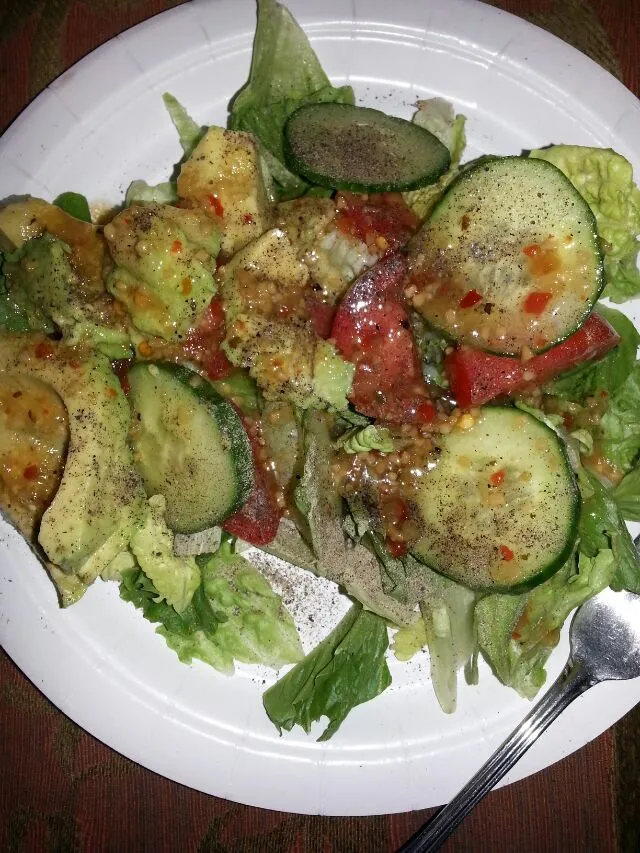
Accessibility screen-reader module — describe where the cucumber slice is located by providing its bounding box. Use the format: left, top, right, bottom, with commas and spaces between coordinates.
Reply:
410, 407, 579, 592
283, 103, 451, 193
408, 156, 604, 355
128, 363, 253, 534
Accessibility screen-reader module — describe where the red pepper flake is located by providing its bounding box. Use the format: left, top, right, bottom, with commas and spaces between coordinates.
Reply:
181, 277, 192, 296
34, 341, 54, 359
171, 239, 183, 254
243, 213, 254, 225
70, 359, 81, 370
106, 387, 117, 399
23, 464, 40, 480
416, 400, 437, 423
524, 291, 552, 315
490, 469, 505, 487
522, 243, 540, 257
459, 289, 483, 309
207, 194, 224, 217
499, 544, 514, 561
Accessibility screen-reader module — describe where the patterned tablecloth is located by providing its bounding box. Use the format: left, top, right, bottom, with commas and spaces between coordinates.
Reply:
0, 1, 639, 851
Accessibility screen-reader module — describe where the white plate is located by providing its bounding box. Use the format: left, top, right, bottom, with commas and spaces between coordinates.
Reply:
1, 0, 640, 817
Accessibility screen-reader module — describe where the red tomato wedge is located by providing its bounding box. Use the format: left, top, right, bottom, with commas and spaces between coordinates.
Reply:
183, 297, 233, 380
331, 254, 436, 423
335, 192, 420, 254
222, 419, 281, 546
308, 297, 336, 339
445, 312, 621, 408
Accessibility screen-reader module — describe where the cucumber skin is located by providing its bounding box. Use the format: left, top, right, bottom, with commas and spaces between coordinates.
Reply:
128, 362, 254, 533
409, 406, 581, 594
283, 103, 451, 194
416, 156, 605, 356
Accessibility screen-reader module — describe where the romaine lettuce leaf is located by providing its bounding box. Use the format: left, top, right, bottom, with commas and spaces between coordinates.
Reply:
411, 98, 466, 165
229, 0, 354, 200
162, 92, 206, 157
336, 425, 393, 454
294, 411, 419, 625
530, 146, 640, 302
121, 566, 236, 671
613, 466, 640, 521
578, 468, 640, 593
476, 549, 616, 698
124, 179, 178, 206
198, 537, 303, 670
599, 363, 640, 473
403, 99, 466, 221
547, 304, 639, 401
0, 256, 31, 331
392, 555, 477, 714
263, 605, 391, 740
53, 192, 91, 223
121, 536, 302, 674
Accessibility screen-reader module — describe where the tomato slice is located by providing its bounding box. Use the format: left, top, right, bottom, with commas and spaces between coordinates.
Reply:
445, 312, 621, 408
308, 297, 335, 339
183, 297, 233, 380
335, 192, 420, 253
331, 254, 435, 423
222, 419, 281, 546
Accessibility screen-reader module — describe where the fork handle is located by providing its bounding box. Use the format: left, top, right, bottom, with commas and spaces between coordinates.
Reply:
400, 660, 594, 853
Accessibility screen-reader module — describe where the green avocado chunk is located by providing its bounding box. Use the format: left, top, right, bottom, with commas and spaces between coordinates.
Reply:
3, 235, 131, 356
104, 203, 221, 341
0, 334, 146, 584
220, 228, 354, 409
0, 197, 131, 356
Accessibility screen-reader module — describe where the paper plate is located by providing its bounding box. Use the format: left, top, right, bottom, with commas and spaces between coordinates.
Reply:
1, 0, 639, 816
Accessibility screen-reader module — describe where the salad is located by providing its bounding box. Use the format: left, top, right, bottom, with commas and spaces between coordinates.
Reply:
1, 0, 640, 742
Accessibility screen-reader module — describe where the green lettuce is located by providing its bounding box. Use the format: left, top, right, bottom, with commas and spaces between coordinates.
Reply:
599, 364, 640, 473
120, 567, 227, 648
578, 469, 640, 593
53, 192, 91, 223
403, 98, 466, 221
162, 92, 206, 157
530, 146, 640, 302
547, 304, 639, 401
124, 179, 178, 206
229, 0, 354, 200
476, 549, 616, 698
195, 537, 303, 670
210, 369, 263, 416
336, 425, 394, 454
411, 98, 466, 165
0, 253, 31, 331
121, 535, 302, 673
613, 466, 640, 521
129, 495, 200, 613
294, 412, 419, 626
392, 556, 477, 714
263, 605, 391, 740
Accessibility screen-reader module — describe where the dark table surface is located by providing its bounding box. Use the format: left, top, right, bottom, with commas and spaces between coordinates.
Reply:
1, 1, 639, 851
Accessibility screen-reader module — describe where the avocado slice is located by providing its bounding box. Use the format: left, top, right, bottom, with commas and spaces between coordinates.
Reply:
0, 334, 146, 585
0, 197, 131, 356
177, 126, 273, 257
104, 203, 221, 341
